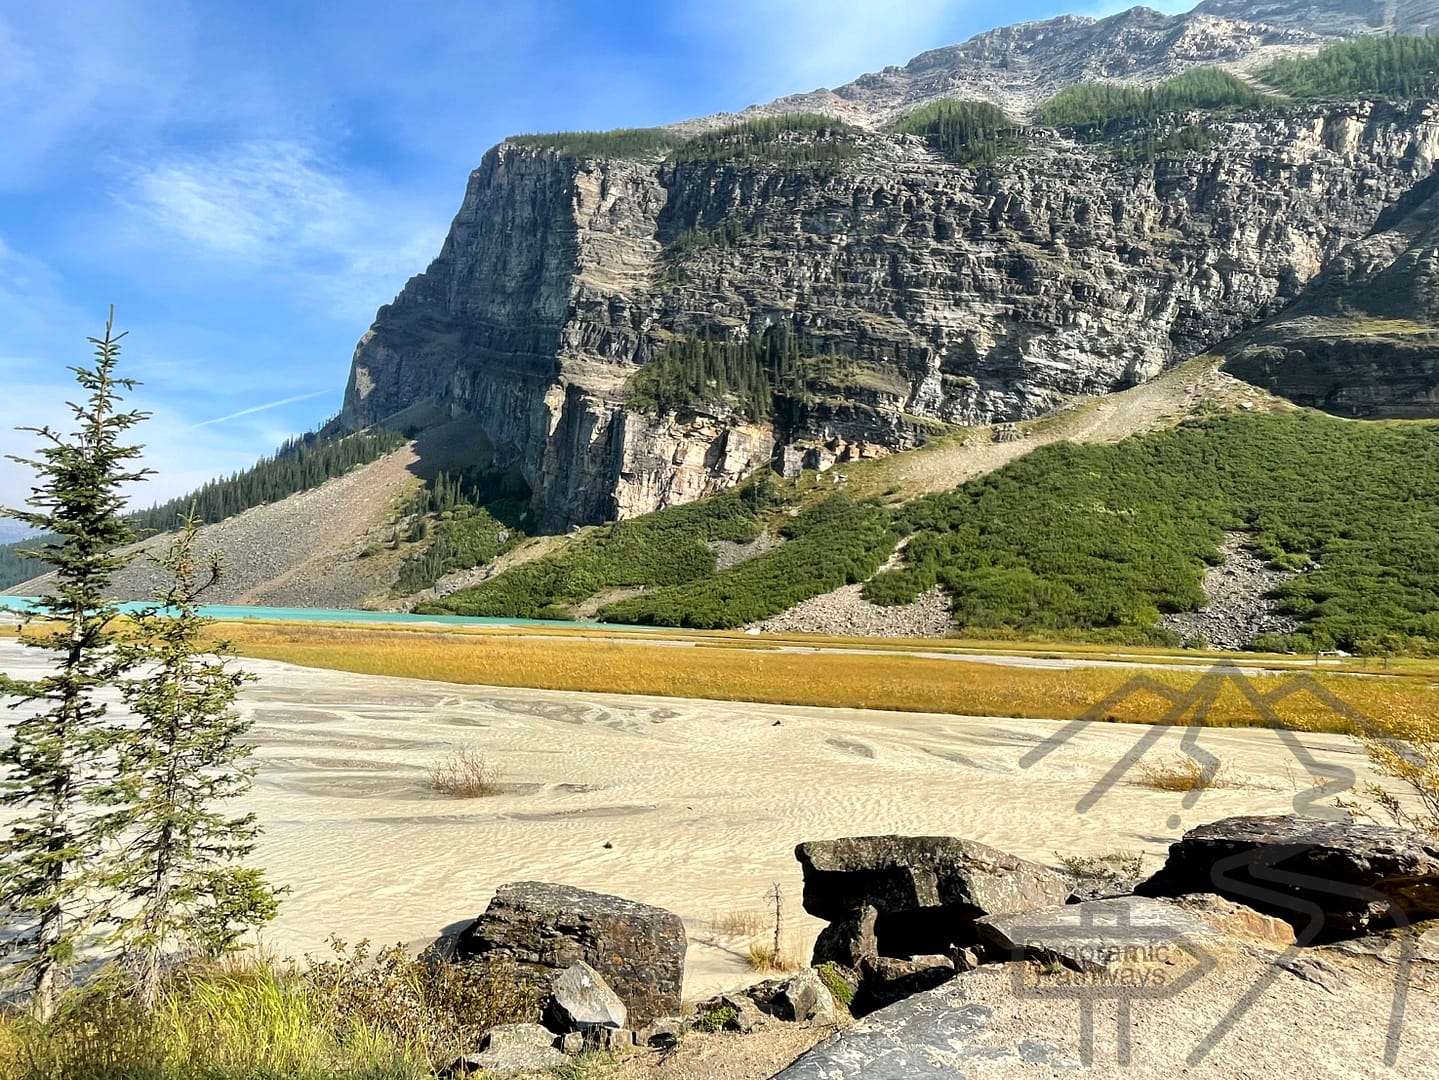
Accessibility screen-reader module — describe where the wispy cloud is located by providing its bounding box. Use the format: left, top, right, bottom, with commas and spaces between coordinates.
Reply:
190, 389, 332, 429
113, 139, 446, 320
0, 1, 190, 188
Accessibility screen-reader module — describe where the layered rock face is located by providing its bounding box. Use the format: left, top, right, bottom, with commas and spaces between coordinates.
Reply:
341, 97, 1439, 529
1225, 133, 1439, 415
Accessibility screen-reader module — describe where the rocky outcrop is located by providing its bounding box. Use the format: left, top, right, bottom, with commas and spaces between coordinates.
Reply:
797, 835, 1072, 1013
1225, 159, 1439, 415
798, 836, 1073, 936
975, 895, 1221, 973
342, 96, 1439, 530
453, 881, 687, 1024
1137, 815, 1439, 939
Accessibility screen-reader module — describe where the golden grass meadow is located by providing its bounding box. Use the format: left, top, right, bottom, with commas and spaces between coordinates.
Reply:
215, 621, 1439, 736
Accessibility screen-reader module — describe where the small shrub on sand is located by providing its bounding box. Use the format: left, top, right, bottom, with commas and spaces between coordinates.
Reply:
1057, 851, 1143, 879
744, 939, 802, 974
428, 743, 502, 797
1343, 709, 1439, 837
1135, 755, 1231, 792
710, 908, 767, 937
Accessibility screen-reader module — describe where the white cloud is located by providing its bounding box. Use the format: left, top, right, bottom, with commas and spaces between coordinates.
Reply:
114, 139, 446, 321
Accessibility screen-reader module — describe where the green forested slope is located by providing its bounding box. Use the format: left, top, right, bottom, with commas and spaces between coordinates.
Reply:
417, 481, 776, 619
866, 412, 1439, 652
1258, 35, 1439, 100
131, 428, 406, 535
421, 410, 1439, 653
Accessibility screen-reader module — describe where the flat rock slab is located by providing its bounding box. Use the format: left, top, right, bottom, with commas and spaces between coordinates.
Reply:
797, 836, 1072, 957
976, 896, 1219, 974
772, 974, 1077, 1079
456, 880, 686, 1024
548, 960, 627, 1032
797, 836, 1072, 921
1137, 815, 1439, 939
444, 1024, 566, 1077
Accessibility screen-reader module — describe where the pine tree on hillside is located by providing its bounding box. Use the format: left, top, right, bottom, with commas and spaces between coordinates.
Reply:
0, 310, 151, 1017
105, 512, 280, 1005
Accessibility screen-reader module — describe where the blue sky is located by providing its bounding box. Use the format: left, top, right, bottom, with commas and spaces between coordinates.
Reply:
0, 0, 1191, 514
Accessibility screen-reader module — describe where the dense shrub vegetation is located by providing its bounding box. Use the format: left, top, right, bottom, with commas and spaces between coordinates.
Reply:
866, 412, 1439, 653
1037, 67, 1264, 129
507, 126, 681, 157
131, 427, 407, 535
670, 114, 862, 169
391, 468, 529, 594
418, 481, 774, 618
629, 323, 851, 419
599, 494, 898, 628
1258, 34, 1439, 100
890, 99, 1022, 165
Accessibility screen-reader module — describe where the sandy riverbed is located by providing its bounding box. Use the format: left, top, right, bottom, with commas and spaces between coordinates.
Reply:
0, 639, 1391, 1001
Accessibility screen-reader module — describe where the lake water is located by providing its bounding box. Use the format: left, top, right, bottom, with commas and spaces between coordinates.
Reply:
0, 596, 617, 633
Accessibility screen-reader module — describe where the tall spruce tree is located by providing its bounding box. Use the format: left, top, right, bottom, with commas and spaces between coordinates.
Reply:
0, 310, 150, 1017
106, 512, 279, 1005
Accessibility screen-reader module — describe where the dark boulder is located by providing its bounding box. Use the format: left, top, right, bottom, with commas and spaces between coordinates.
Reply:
454, 881, 687, 1024
796, 836, 1072, 957
811, 904, 878, 968
854, 954, 957, 1014
1136, 815, 1439, 940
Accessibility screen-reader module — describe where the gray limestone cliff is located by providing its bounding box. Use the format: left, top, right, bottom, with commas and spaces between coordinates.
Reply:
340, 4, 1439, 531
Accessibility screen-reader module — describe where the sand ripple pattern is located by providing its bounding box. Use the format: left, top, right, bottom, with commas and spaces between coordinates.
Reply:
0, 640, 1388, 1000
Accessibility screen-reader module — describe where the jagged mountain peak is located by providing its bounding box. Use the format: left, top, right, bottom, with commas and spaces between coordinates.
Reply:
1195, 0, 1439, 35
688, 1, 1336, 128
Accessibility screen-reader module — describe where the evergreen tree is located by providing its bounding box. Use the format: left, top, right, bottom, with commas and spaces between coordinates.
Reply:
0, 310, 150, 1017
105, 511, 279, 1005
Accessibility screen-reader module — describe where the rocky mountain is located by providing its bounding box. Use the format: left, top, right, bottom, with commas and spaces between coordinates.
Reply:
1225, 163, 1439, 414
341, 2, 1439, 532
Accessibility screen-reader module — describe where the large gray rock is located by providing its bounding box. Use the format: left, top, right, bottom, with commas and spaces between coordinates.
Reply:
455, 881, 686, 1024
797, 836, 1072, 958
1136, 815, 1439, 940
856, 954, 958, 1013
547, 961, 627, 1032
772, 971, 1078, 1079
441, 1023, 566, 1077
776, 969, 839, 1025
975, 896, 1219, 974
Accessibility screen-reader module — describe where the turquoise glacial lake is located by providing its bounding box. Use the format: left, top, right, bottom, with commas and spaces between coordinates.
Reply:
0, 596, 619, 633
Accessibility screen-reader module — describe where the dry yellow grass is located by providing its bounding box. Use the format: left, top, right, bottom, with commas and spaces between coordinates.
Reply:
710, 908, 768, 937
1135, 755, 1234, 792
745, 939, 803, 974
215, 622, 1439, 733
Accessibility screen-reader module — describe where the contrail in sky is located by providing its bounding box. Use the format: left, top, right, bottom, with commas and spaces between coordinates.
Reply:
189, 389, 331, 429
